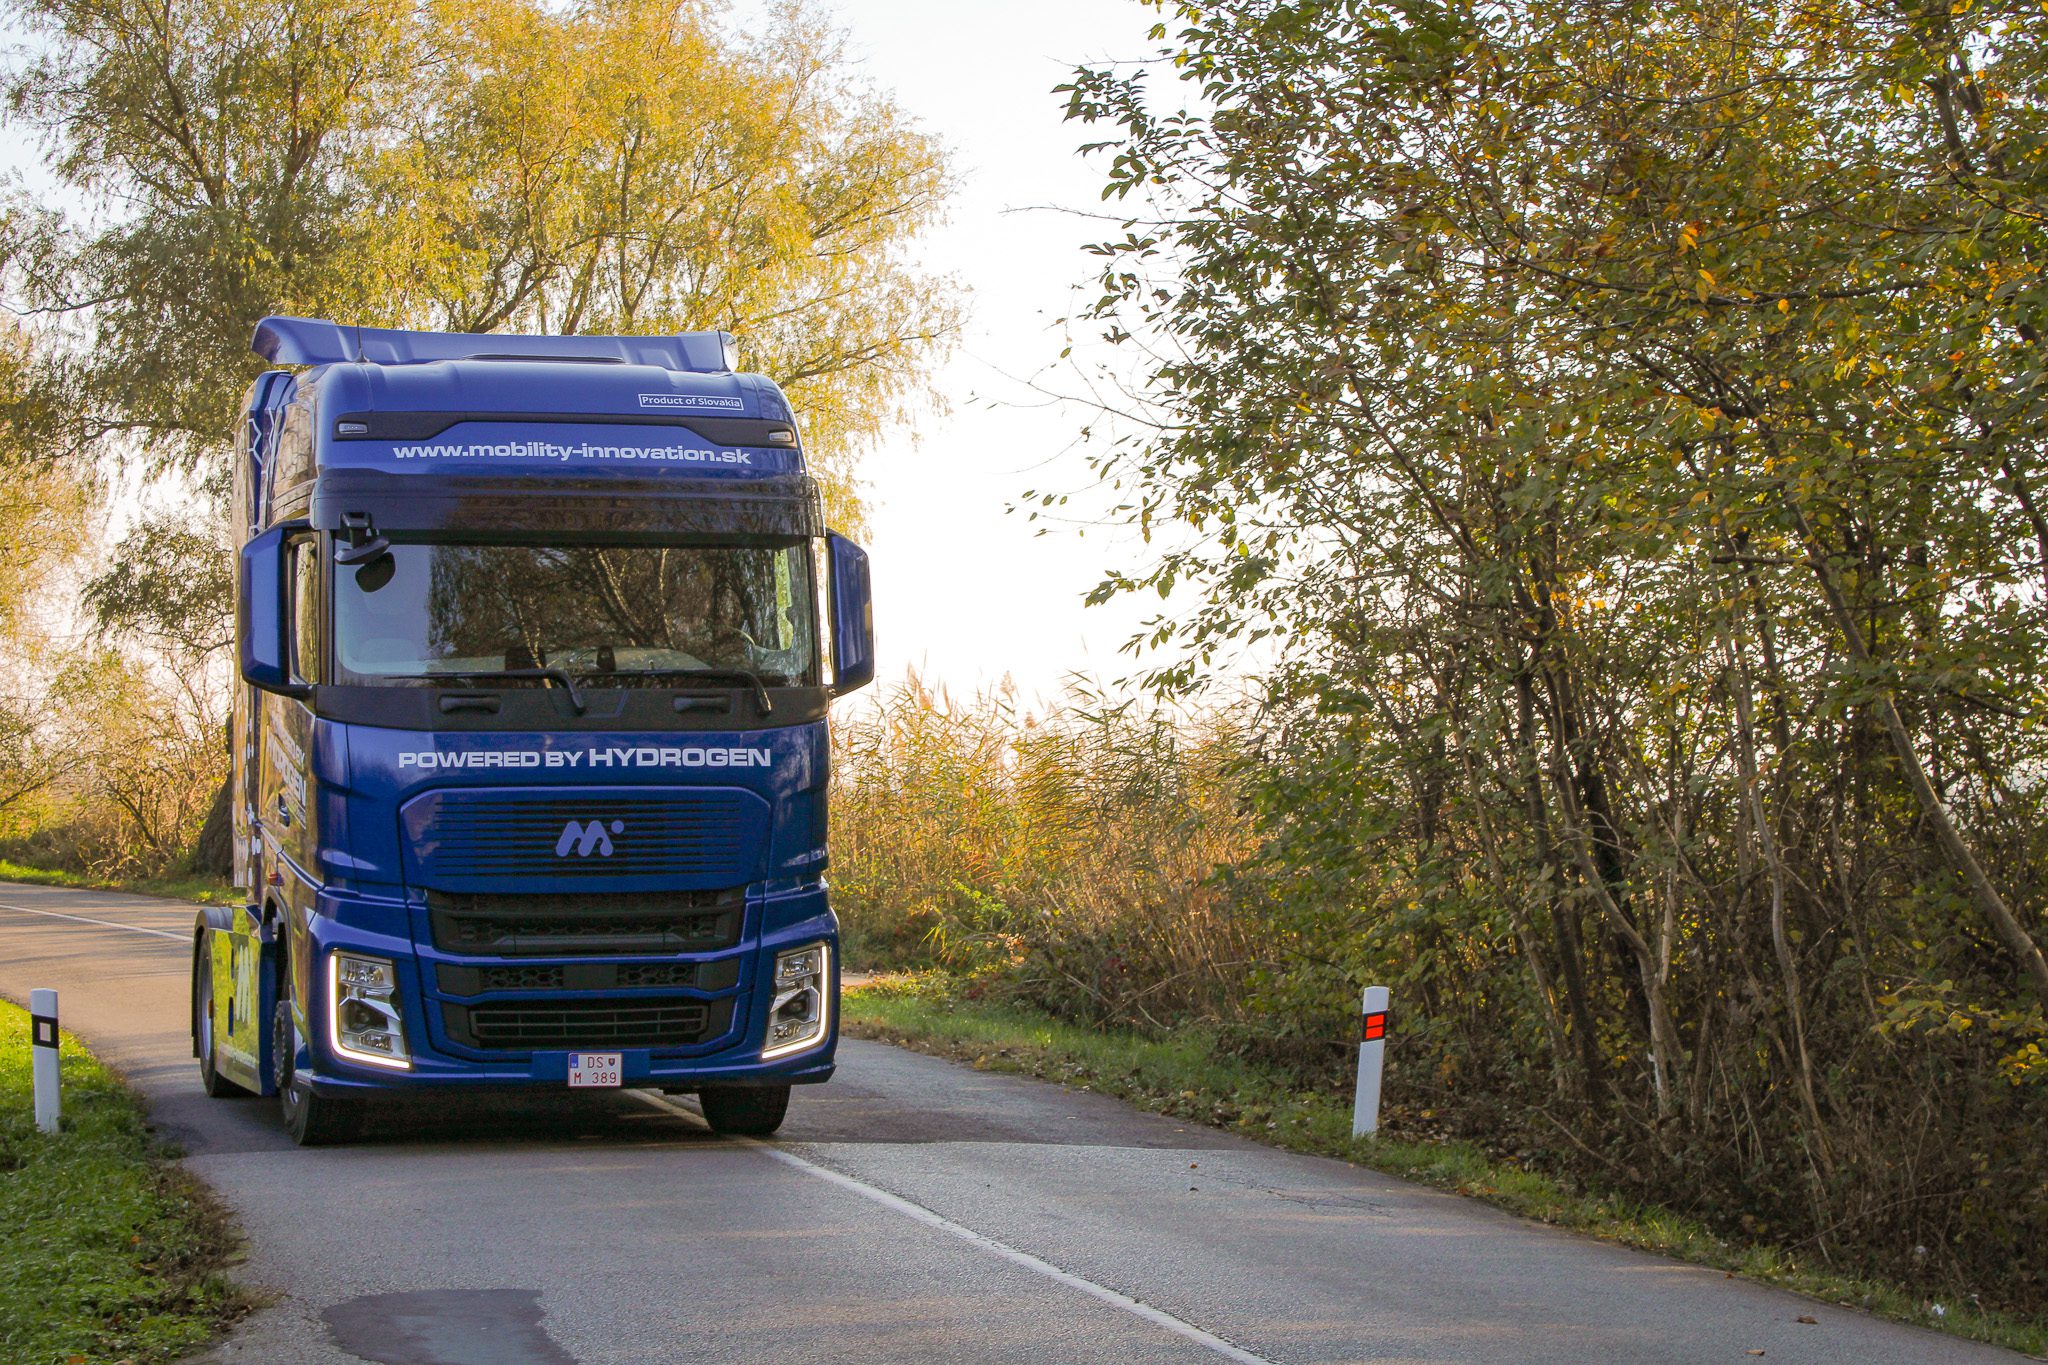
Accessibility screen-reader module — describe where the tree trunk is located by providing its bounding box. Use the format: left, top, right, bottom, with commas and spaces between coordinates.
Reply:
191, 777, 233, 879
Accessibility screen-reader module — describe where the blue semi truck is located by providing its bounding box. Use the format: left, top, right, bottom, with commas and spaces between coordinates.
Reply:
192, 315, 872, 1144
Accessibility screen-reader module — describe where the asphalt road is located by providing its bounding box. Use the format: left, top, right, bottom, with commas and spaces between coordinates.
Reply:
0, 879, 2024, 1365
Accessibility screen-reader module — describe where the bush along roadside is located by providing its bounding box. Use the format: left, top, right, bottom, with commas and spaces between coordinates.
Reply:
0, 1000, 250, 1364
842, 975, 2048, 1359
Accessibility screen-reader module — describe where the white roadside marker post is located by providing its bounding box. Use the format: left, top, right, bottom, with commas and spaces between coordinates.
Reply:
30, 988, 60, 1134
1351, 985, 1389, 1138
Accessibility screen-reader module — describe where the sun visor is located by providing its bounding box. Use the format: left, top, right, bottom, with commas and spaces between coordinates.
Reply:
253, 315, 737, 372
310, 471, 826, 540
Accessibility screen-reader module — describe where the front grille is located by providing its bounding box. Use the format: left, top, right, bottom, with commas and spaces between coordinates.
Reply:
400, 787, 768, 890
453, 964, 565, 991
427, 890, 743, 957
441, 996, 736, 1051
616, 962, 717, 988
436, 959, 742, 996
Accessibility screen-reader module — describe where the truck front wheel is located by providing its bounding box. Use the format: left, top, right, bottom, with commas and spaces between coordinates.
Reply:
273, 982, 360, 1146
699, 1084, 790, 1137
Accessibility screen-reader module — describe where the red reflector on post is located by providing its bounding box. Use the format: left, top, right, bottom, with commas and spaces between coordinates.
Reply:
1362, 1011, 1387, 1041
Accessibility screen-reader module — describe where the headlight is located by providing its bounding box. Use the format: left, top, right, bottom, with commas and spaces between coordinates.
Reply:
330, 951, 411, 1070
762, 941, 831, 1059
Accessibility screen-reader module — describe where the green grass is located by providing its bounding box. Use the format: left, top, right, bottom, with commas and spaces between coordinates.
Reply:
0, 858, 236, 906
0, 1001, 250, 1364
845, 977, 2048, 1359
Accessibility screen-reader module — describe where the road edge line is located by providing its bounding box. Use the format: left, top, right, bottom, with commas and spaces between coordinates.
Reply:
0, 901, 187, 941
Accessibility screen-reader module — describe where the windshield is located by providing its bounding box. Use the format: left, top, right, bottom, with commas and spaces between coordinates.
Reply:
333, 541, 817, 686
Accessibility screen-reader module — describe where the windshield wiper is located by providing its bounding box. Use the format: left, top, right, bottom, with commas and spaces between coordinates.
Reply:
578, 667, 777, 716
445, 668, 586, 714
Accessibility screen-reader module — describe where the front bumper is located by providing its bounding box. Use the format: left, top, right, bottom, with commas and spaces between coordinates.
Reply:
296, 883, 838, 1096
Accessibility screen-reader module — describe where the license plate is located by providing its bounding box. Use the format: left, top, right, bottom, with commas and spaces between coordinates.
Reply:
567, 1052, 622, 1088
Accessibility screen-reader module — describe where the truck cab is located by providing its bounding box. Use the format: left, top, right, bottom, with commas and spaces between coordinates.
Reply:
192, 316, 873, 1144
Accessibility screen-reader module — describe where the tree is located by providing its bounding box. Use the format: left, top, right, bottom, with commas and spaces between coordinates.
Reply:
1061, 0, 2048, 1299
83, 511, 235, 657
0, 319, 89, 822
4, 0, 420, 471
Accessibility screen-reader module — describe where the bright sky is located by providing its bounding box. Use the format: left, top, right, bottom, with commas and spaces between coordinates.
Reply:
800, 0, 1169, 700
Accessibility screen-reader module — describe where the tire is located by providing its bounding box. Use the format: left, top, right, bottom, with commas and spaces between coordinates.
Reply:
699, 1084, 790, 1137
273, 973, 360, 1146
194, 941, 251, 1098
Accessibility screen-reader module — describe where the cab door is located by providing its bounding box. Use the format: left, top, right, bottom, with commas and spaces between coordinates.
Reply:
257, 534, 321, 879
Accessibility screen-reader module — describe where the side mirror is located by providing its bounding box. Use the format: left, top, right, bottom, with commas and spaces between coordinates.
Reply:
239, 523, 309, 696
827, 532, 874, 695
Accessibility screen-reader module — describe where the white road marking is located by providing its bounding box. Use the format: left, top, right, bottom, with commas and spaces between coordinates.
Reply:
630, 1089, 1279, 1365
0, 900, 187, 941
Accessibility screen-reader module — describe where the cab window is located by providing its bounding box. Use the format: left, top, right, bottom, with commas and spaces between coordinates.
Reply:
273, 402, 315, 493
290, 540, 322, 684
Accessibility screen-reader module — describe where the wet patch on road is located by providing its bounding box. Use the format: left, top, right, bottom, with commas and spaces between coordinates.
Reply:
323, 1289, 575, 1364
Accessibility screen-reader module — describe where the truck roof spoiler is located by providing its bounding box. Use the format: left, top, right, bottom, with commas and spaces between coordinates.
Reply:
251, 315, 740, 373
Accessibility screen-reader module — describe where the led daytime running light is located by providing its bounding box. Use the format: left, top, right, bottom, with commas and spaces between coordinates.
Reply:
329, 951, 411, 1071
762, 940, 831, 1060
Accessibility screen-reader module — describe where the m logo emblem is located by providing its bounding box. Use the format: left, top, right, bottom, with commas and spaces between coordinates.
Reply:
555, 819, 623, 858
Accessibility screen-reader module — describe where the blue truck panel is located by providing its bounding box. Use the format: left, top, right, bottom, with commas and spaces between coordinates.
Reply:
197, 316, 870, 1143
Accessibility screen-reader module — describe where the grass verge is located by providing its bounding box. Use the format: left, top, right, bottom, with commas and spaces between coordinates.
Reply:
0, 1001, 251, 1364
0, 858, 235, 906
844, 976, 2048, 1359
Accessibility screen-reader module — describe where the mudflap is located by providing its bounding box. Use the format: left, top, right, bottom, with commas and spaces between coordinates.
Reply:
255, 934, 281, 1096
203, 912, 281, 1096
